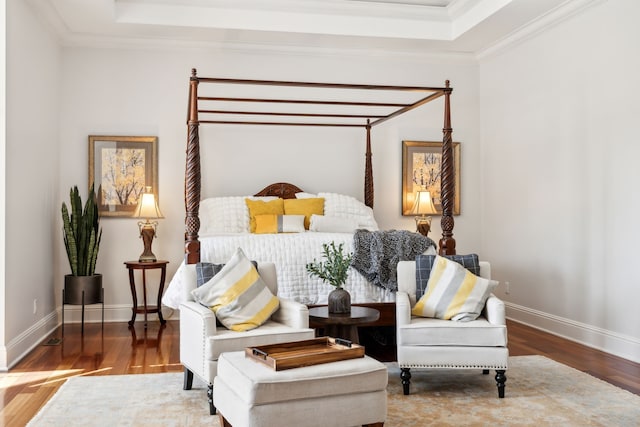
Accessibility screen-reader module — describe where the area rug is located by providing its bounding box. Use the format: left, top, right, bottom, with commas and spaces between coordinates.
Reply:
27, 355, 640, 426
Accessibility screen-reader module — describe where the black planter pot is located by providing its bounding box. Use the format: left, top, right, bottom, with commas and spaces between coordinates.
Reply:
64, 274, 103, 305
328, 288, 351, 314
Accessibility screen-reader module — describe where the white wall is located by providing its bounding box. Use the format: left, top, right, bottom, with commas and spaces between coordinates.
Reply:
57, 47, 480, 323
1, 0, 61, 369
479, 0, 640, 362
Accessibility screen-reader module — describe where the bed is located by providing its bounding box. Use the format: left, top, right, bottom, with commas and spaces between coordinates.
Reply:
163, 183, 437, 309
164, 70, 458, 326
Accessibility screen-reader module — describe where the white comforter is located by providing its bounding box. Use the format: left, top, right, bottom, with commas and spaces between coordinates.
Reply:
162, 232, 395, 309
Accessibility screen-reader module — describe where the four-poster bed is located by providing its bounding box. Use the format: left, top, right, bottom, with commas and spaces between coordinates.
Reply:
171, 68, 457, 326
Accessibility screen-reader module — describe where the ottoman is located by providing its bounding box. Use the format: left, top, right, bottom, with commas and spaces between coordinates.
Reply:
214, 351, 388, 427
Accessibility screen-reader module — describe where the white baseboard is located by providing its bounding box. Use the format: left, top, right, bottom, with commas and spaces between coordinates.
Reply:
505, 302, 640, 364
0, 304, 180, 371
0, 310, 58, 371
60, 304, 179, 324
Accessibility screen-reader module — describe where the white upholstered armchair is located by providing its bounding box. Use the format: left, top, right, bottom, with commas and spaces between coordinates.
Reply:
396, 259, 508, 397
179, 262, 315, 414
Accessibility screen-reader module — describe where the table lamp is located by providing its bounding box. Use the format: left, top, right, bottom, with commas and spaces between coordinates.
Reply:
411, 190, 437, 236
133, 187, 164, 262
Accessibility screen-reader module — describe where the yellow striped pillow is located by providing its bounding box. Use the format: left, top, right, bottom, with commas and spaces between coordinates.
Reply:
254, 214, 305, 234
412, 255, 498, 321
190, 248, 279, 331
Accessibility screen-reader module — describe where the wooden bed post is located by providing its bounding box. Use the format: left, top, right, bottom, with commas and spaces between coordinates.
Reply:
439, 81, 456, 255
185, 68, 202, 264
364, 120, 374, 208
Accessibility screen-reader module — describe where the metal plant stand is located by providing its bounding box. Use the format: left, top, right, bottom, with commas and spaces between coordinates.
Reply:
62, 275, 104, 337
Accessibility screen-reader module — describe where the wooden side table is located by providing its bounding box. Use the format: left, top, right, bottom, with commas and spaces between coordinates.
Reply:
124, 260, 169, 328
308, 306, 380, 344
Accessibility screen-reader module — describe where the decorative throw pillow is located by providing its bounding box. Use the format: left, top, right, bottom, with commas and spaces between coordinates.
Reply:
283, 198, 324, 229
245, 198, 284, 233
309, 214, 359, 233
412, 255, 498, 322
415, 254, 481, 299
196, 260, 258, 286
318, 192, 378, 230
195, 262, 225, 287
191, 248, 279, 331
294, 192, 318, 199
254, 214, 305, 234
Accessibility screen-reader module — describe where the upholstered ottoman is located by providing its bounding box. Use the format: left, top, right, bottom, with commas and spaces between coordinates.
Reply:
213, 351, 388, 427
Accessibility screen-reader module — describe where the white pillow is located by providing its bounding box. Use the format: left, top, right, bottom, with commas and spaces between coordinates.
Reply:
190, 248, 280, 331
295, 192, 318, 199
309, 214, 359, 233
199, 196, 277, 235
318, 192, 378, 231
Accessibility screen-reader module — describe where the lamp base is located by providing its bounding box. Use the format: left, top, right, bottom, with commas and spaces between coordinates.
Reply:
415, 216, 431, 237
138, 253, 157, 263
139, 224, 158, 263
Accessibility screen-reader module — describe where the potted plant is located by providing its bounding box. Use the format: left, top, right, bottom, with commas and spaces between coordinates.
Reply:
306, 241, 353, 314
61, 185, 103, 307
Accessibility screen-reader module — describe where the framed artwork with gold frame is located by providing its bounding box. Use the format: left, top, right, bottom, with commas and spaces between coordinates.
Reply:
401, 140, 460, 216
89, 135, 158, 217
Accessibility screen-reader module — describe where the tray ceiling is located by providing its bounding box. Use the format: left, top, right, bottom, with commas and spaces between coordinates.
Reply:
28, 0, 589, 55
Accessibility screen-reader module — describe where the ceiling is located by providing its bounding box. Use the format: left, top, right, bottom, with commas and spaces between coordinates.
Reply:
27, 0, 588, 56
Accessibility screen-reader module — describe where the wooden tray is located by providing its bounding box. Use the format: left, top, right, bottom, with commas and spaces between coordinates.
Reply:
245, 337, 365, 371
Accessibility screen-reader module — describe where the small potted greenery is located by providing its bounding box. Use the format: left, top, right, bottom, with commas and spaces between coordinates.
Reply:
306, 241, 353, 313
61, 185, 103, 307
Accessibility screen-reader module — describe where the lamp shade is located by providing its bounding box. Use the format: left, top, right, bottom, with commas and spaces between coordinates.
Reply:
411, 191, 437, 216
133, 188, 164, 220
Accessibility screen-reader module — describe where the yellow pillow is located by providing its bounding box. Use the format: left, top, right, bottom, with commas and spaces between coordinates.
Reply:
245, 198, 284, 232
254, 214, 305, 234
283, 198, 324, 229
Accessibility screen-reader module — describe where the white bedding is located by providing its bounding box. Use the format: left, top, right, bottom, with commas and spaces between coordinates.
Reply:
162, 232, 395, 308
162, 231, 395, 309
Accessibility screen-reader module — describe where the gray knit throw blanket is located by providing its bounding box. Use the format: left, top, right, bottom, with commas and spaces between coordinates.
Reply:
351, 229, 436, 291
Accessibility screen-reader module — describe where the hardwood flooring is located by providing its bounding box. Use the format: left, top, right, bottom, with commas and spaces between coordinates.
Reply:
1, 319, 639, 427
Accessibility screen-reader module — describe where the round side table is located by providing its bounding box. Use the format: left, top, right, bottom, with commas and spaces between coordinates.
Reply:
308, 306, 380, 344
124, 260, 169, 328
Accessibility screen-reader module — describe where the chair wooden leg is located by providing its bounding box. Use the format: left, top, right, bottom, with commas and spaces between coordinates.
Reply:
495, 370, 506, 398
183, 368, 194, 390
219, 414, 232, 426
400, 368, 411, 395
208, 383, 216, 415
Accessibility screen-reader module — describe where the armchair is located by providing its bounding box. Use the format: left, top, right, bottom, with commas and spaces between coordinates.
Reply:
179, 262, 315, 414
396, 260, 508, 397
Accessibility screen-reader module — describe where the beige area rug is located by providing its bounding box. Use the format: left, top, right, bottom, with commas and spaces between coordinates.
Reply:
27, 355, 640, 427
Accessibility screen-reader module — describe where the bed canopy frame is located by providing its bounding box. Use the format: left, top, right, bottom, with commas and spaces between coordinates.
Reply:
185, 68, 456, 264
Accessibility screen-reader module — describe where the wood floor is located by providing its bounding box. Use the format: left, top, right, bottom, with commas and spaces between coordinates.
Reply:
1, 319, 639, 427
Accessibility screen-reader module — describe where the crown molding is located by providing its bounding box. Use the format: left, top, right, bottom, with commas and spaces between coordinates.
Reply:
476, 0, 605, 60
57, 31, 476, 64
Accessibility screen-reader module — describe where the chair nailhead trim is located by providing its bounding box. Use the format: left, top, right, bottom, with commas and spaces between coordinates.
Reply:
399, 364, 508, 369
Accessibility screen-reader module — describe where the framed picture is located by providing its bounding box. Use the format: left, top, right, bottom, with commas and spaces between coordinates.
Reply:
402, 140, 460, 216
89, 135, 158, 217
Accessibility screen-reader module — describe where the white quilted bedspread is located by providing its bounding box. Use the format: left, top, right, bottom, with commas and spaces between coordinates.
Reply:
162, 232, 395, 309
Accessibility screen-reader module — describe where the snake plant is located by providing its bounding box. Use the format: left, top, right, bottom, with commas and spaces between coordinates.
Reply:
62, 185, 102, 276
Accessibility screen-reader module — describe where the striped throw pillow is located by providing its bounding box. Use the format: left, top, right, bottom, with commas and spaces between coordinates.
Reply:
190, 248, 279, 331
412, 255, 498, 322
415, 254, 480, 299
254, 214, 305, 234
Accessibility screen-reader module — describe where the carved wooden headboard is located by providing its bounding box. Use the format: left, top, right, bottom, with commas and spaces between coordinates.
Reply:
253, 182, 304, 199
